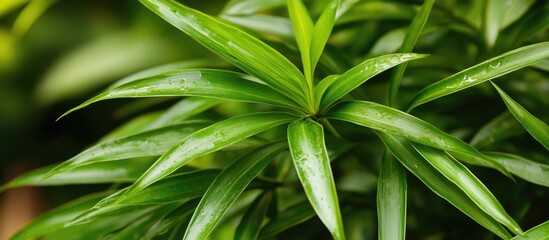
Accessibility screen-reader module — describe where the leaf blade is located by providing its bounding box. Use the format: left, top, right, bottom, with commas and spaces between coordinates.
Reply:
377, 152, 407, 240
287, 118, 344, 240
234, 191, 273, 240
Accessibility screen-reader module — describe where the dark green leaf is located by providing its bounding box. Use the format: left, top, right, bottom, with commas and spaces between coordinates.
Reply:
259, 200, 316, 238
470, 112, 524, 149
234, 192, 273, 240
377, 152, 407, 240
485, 152, 549, 187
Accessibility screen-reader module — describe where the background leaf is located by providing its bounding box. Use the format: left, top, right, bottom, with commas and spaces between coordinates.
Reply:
377, 152, 407, 240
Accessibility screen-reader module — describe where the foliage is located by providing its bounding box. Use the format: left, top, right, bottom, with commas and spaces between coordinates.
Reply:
3, 0, 549, 239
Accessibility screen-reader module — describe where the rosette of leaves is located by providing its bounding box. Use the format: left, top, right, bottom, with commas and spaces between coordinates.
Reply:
3, 0, 549, 239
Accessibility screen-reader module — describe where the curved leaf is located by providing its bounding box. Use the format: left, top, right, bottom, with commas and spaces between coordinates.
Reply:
121, 112, 296, 197
184, 142, 286, 240
287, 118, 344, 240
413, 144, 523, 235
235, 192, 273, 240
320, 53, 427, 111
326, 101, 509, 175
485, 152, 549, 187
311, 0, 339, 76
140, 0, 309, 107
512, 219, 549, 240
407, 42, 549, 111
492, 82, 549, 151
46, 122, 209, 176
377, 133, 512, 239
259, 200, 316, 238
377, 152, 407, 240
470, 112, 524, 149
108, 203, 181, 240
60, 69, 298, 118
287, 0, 314, 84
223, 0, 286, 15
144, 97, 220, 131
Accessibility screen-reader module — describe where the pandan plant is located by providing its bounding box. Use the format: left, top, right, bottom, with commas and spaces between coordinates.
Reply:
3, 0, 549, 239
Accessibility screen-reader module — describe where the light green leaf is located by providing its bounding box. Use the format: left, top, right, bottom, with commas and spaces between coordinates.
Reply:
144, 97, 220, 131
412, 144, 523, 235
46, 122, 209, 176
259, 200, 316, 238
387, 0, 435, 106
1, 158, 153, 191
320, 54, 427, 111
12, 0, 57, 37
184, 142, 286, 240
470, 112, 524, 149
66, 204, 158, 226
140, 0, 309, 108
512, 219, 549, 240
499, 0, 536, 30
485, 152, 549, 187
60, 69, 298, 119
484, 0, 536, 48
336, 1, 415, 25
122, 112, 296, 197
287, 118, 344, 240
377, 133, 512, 239
11, 192, 109, 240
222, 15, 294, 39
492, 82, 549, 151
407, 42, 549, 111
326, 101, 509, 175
223, 0, 286, 15
377, 152, 406, 240
287, 0, 314, 84
234, 192, 273, 240
100, 112, 162, 141
310, 0, 339, 75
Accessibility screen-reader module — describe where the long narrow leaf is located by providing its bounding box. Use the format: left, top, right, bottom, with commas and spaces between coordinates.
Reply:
140, 0, 309, 107
259, 200, 316, 238
234, 192, 273, 240
108, 203, 181, 240
287, 118, 344, 240
377, 152, 407, 240
122, 112, 296, 197
144, 97, 220, 131
184, 142, 286, 240
407, 42, 549, 111
512, 219, 549, 240
413, 144, 523, 235
326, 101, 509, 175
492, 82, 549, 151
60, 69, 298, 118
470, 112, 524, 149
320, 54, 427, 111
287, 0, 314, 83
310, 0, 339, 74
485, 152, 549, 187
387, 0, 435, 106
377, 133, 512, 239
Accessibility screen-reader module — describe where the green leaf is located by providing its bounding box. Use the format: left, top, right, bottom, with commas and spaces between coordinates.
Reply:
287, 0, 314, 84
60, 69, 298, 118
140, 0, 309, 108
326, 101, 509, 175
46, 122, 209, 176
492, 82, 549, 151
387, 0, 435, 106
484, 0, 536, 48
183, 142, 286, 240
1, 158, 153, 191
407, 42, 549, 111
144, 97, 220, 131
377, 152, 407, 240
310, 0, 339, 75
11, 192, 109, 240
377, 133, 512, 239
287, 118, 344, 240
223, 0, 286, 15
122, 112, 296, 197
412, 144, 523, 235
512, 219, 549, 240
259, 200, 316, 238
470, 112, 524, 149
143, 199, 200, 239
485, 152, 549, 188
336, 1, 415, 25
108, 203, 181, 240
320, 54, 427, 111
222, 15, 294, 39
234, 192, 273, 240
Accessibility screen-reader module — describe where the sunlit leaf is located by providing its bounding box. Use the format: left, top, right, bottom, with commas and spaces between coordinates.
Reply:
326, 101, 509, 175
140, 0, 309, 108
407, 42, 549, 111
413, 144, 523, 235
184, 142, 286, 240
492, 82, 549, 151
485, 152, 549, 187
512, 219, 549, 240
12, 0, 57, 37
223, 0, 285, 15
320, 54, 427, 111
336, 1, 415, 25
288, 118, 344, 239
144, 97, 220, 131
377, 133, 512, 239
287, 0, 313, 83
222, 15, 293, 39
310, 0, 339, 76
259, 200, 316, 238
377, 152, 406, 240
234, 192, 273, 240
122, 112, 296, 197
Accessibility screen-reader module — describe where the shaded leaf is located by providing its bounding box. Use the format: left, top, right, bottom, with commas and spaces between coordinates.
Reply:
235, 192, 273, 240
336, 1, 415, 24
259, 200, 316, 238
144, 97, 220, 131
122, 112, 296, 196
108, 203, 181, 240
142, 199, 200, 240
492, 82, 549, 151
223, 0, 285, 15
184, 142, 286, 240
320, 54, 427, 111
140, 0, 309, 107
222, 15, 293, 39
485, 152, 549, 187
326, 101, 509, 175
407, 42, 549, 111
377, 152, 407, 240
377, 132, 512, 239
413, 144, 523, 235
470, 112, 524, 149
288, 118, 344, 239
